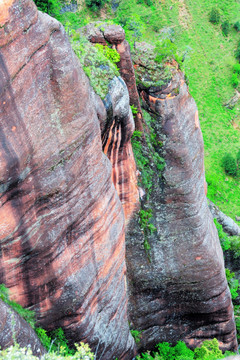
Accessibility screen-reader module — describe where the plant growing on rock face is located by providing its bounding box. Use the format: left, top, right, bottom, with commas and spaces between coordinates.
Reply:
70, 30, 120, 99
0, 284, 36, 329
154, 39, 179, 64
226, 268, 239, 300
130, 329, 142, 344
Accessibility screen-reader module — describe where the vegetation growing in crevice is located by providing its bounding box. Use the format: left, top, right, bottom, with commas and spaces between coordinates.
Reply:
131, 109, 165, 259
68, 29, 120, 99
214, 219, 240, 340
0, 283, 92, 357
0, 284, 35, 328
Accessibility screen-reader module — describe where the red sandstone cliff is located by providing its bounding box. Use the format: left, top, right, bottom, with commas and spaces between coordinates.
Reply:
0, 1, 135, 358
126, 56, 237, 351
0, 1, 238, 357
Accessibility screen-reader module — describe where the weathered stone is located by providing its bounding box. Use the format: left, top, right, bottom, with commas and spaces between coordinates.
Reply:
209, 200, 240, 236
126, 70, 237, 352
0, 1, 135, 358
0, 300, 46, 357
101, 77, 139, 223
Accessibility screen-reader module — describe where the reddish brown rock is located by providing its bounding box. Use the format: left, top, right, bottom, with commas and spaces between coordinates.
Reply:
0, 1, 135, 358
0, 300, 46, 356
126, 70, 237, 352
85, 23, 144, 131
96, 77, 139, 223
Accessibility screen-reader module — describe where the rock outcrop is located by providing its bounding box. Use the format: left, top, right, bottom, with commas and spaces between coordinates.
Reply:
83, 23, 144, 131
0, 1, 135, 358
126, 56, 237, 351
209, 201, 240, 236
0, 299, 45, 357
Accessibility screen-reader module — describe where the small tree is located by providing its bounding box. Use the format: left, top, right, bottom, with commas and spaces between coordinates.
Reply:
209, 7, 220, 24
234, 21, 240, 32
222, 153, 237, 176
222, 20, 230, 36
232, 73, 239, 88
235, 40, 240, 61
85, 0, 107, 11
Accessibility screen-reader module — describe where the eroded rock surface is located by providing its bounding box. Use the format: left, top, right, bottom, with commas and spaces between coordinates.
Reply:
0, 1, 134, 358
126, 67, 237, 351
209, 200, 240, 236
100, 77, 139, 223
0, 300, 45, 356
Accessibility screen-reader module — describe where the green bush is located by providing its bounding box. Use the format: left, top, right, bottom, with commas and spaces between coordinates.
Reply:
85, 0, 108, 11
222, 153, 237, 176
232, 72, 239, 88
209, 8, 220, 24
234, 21, 240, 32
233, 63, 240, 74
214, 219, 231, 251
226, 268, 239, 300
221, 21, 230, 36
235, 40, 240, 61
33, 0, 60, 15
130, 329, 142, 344
0, 343, 94, 359
154, 39, 178, 63
136, 339, 233, 360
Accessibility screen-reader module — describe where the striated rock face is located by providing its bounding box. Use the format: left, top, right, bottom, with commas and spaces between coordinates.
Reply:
126, 70, 237, 352
100, 77, 139, 223
0, 300, 45, 356
0, 1, 135, 358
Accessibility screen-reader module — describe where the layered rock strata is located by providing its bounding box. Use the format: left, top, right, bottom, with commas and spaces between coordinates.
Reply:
0, 299, 45, 356
126, 68, 237, 351
97, 77, 139, 223
0, 1, 135, 358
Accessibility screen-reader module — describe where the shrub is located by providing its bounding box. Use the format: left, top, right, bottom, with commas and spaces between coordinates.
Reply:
0, 343, 94, 359
194, 339, 223, 359
235, 40, 240, 61
222, 153, 237, 176
232, 72, 239, 88
233, 64, 240, 74
137, 339, 231, 360
226, 268, 239, 300
209, 8, 220, 24
234, 21, 240, 32
130, 329, 142, 344
221, 20, 230, 36
34, 0, 60, 15
214, 219, 231, 251
85, 0, 108, 11
154, 39, 178, 63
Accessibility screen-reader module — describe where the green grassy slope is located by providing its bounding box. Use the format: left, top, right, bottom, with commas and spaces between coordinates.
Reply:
57, 0, 240, 219
115, 0, 240, 219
